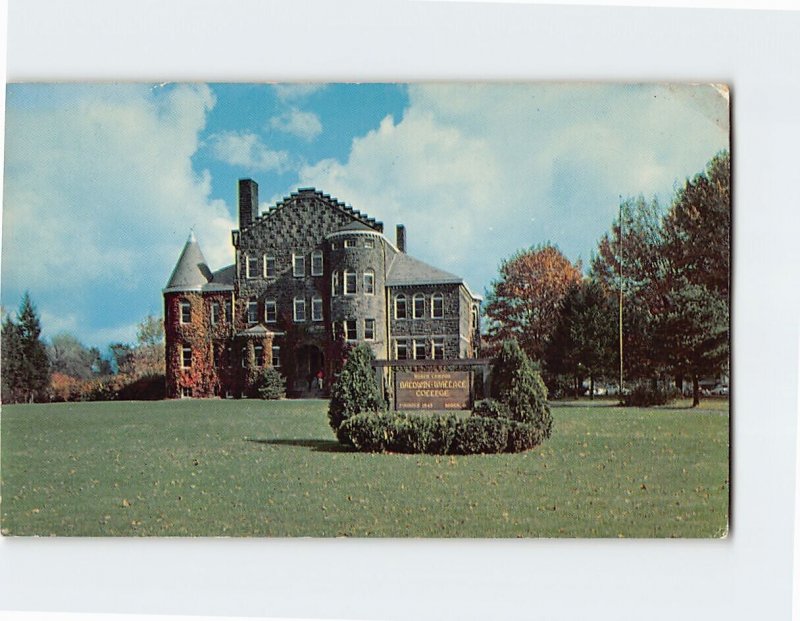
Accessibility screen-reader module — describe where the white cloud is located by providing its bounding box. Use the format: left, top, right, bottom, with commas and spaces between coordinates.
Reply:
293, 83, 729, 294
269, 109, 323, 141
2, 83, 235, 343
272, 83, 325, 102
208, 130, 290, 171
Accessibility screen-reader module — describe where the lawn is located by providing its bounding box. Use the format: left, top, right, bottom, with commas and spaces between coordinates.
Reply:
0, 398, 729, 537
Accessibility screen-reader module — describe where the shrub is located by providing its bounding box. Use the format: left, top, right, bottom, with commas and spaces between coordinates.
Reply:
490, 339, 553, 437
472, 398, 511, 420
328, 344, 385, 443
255, 367, 286, 400
505, 421, 543, 453
392, 412, 459, 454
116, 374, 166, 400
452, 416, 509, 454
623, 383, 680, 407
339, 413, 391, 452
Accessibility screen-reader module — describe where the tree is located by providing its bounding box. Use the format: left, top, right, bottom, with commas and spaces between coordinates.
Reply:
485, 244, 582, 361
546, 280, 616, 399
490, 338, 552, 437
655, 280, 728, 407
48, 333, 104, 380
663, 151, 730, 299
0, 293, 50, 403
328, 344, 385, 444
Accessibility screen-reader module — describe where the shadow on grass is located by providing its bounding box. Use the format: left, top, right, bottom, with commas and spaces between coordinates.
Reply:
245, 438, 352, 453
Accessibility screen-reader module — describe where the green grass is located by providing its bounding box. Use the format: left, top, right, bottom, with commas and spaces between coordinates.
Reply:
0, 398, 728, 537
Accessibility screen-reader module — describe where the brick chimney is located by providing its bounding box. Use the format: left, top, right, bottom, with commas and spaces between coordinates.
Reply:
396, 224, 406, 253
238, 179, 259, 230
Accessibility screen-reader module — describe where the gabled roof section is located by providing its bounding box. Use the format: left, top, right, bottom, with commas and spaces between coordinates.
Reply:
164, 233, 233, 293
237, 325, 285, 338
386, 252, 483, 301
386, 252, 463, 287
251, 187, 383, 233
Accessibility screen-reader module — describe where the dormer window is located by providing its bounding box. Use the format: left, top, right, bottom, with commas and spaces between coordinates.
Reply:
292, 253, 305, 277
311, 250, 323, 276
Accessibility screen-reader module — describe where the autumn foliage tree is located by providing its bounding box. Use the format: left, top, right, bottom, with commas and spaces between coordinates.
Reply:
484, 244, 582, 362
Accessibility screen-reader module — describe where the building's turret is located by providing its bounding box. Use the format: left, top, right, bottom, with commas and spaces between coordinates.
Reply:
326, 221, 387, 358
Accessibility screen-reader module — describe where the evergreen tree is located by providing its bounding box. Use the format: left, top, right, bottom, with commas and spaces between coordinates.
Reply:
328, 344, 385, 444
546, 280, 616, 399
1, 293, 50, 403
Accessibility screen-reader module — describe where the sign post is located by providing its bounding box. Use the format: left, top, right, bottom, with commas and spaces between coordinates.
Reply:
394, 370, 471, 410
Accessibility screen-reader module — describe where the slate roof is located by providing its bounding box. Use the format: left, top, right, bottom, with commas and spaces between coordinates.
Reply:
163, 232, 234, 293
386, 252, 463, 286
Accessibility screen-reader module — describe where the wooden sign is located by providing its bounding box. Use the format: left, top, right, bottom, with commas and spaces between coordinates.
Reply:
395, 370, 471, 410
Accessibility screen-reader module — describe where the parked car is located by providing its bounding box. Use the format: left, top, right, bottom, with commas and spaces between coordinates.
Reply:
710, 384, 729, 396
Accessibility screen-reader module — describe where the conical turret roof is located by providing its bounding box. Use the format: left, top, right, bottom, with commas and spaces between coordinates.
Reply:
164, 232, 214, 291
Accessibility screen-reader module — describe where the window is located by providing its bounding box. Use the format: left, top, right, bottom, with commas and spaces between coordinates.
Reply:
292, 253, 305, 277
293, 297, 306, 322
344, 270, 356, 295
331, 271, 339, 296
181, 386, 193, 398
312, 296, 323, 322
395, 294, 407, 319
413, 293, 425, 319
265, 299, 277, 323
241, 346, 247, 368
472, 305, 479, 331
210, 301, 220, 325
432, 338, 445, 360
395, 339, 408, 360
344, 238, 356, 248
254, 344, 264, 367
181, 346, 192, 368
431, 293, 444, 319
265, 256, 276, 278
246, 255, 258, 279
413, 339, 426, 360
311, 250, 323, 276
271, 346, 281, 368
224, 300, 232, 323
344, 319, 357, 341
364, 318, 375, 340
213, 346, 221, 368
247, 300, 258, 324
363, 270, 375, 295
330, 241, 336, 250
180, 300, 191, 324
364, 238, 374, 248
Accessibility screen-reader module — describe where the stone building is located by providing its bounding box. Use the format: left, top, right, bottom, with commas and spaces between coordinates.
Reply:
163, 179, 482, 398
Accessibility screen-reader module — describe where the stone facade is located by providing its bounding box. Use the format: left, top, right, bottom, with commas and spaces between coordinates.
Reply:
163, 179, 481, 398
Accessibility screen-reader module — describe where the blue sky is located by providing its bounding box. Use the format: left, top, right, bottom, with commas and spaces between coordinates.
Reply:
1, 82, 729, 348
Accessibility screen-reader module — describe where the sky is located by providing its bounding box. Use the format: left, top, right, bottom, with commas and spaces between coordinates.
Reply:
1, 82, 729, 348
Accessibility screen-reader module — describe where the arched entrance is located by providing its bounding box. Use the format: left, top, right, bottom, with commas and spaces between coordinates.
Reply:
293, 344, 325, 396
